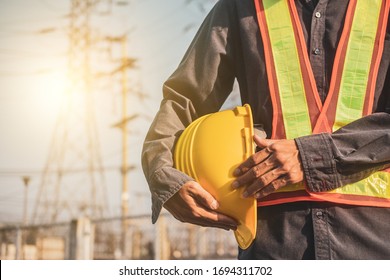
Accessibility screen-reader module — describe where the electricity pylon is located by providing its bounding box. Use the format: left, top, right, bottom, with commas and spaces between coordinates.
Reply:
32, 0, 110, 224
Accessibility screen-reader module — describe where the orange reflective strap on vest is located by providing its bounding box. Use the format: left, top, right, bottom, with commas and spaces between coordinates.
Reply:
254, 0, 390, 207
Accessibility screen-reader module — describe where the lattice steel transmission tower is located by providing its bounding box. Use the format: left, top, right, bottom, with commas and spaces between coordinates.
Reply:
32, 0, 111, 224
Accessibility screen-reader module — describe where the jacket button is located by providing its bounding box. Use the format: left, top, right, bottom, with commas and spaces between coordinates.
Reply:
313, 48, 321, 55
316, 211, 324, 218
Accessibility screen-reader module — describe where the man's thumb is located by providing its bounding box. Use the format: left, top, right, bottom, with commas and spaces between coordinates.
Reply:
254, 134, 275, 148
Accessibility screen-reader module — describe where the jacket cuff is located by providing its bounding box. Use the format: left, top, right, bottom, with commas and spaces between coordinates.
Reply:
149, 167, 193, 223
295, 133, 340, 192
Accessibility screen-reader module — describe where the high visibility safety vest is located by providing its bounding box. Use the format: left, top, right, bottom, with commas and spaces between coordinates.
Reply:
254, 0, 390, 207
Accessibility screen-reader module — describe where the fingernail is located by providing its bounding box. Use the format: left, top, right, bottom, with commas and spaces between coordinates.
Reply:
210, 200, 219, 210
224, 225, 237, 231
230, 225, 238, 231
232, 181, 239, 189
255, 192, 264, 199
233, 168, 241, 176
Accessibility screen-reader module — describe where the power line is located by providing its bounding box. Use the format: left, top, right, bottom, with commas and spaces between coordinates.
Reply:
0, 15, 68, 27
0, 68, 65, 77
35, 0, 68, 13
0, 165, 128, 177
0, 48, 65, 57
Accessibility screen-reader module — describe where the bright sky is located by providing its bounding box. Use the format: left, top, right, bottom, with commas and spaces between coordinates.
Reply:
0, 0, 220, 224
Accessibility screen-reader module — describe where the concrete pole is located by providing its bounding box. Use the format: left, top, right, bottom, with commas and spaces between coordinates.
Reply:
21, 176, 30, 260
22, 176, 30, 226
68, 217, 95, 260
120, 35, 129, 259
15, 228, 22, 260
154, 215, 170, 260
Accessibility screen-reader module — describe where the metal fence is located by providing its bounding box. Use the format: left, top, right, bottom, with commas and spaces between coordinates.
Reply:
0, 222, 70, 260
0, 213, 239, 260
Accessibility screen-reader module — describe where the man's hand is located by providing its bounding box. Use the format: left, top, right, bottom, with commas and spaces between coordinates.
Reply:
164, 181, 238, 231
232, 135, 304, 199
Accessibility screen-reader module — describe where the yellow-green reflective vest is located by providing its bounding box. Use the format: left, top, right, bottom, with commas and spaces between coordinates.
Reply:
254, 0, 390, 207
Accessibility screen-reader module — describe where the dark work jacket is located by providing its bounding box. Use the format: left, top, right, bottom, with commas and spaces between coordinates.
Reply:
142, 0, 390, 259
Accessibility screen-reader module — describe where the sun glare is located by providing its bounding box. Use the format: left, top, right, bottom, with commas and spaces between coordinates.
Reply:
33, 70, 70, 118
43, 71, 68, 107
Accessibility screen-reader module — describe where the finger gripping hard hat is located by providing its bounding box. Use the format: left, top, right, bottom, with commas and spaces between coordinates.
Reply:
174, 104, 257, 249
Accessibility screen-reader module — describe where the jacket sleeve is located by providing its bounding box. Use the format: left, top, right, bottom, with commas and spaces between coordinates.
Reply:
295, 112, 390, 192
141, 0, 236, 223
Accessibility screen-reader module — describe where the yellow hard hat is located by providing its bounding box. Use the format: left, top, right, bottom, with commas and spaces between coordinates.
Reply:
174, 104, 257, 249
